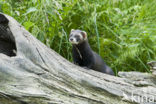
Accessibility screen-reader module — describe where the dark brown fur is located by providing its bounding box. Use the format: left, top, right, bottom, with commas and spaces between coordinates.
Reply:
70, 30, 114, 75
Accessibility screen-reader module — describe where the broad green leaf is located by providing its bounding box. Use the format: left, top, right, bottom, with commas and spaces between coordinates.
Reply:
25, 7, 37, 15
23, 21, 34, 30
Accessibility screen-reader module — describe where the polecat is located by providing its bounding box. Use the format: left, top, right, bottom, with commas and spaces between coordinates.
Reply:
69, 29, 114, 75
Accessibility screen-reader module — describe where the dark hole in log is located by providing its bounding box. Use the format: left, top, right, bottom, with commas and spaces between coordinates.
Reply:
0, 14, 16, 56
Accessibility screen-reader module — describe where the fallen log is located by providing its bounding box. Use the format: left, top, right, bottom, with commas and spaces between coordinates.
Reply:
0, 13, 156, 104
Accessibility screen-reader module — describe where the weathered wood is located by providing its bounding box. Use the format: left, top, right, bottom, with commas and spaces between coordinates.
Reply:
0, 13, 156, 104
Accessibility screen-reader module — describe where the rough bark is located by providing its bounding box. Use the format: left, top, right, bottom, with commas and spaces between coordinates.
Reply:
0, 13, 156, 104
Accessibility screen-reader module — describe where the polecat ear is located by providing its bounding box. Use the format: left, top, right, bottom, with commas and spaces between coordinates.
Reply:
81, 31, 87, 40
71, 29, 75, 32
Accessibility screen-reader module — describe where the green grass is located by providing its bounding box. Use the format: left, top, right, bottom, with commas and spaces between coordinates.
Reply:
1, 0, 156, 75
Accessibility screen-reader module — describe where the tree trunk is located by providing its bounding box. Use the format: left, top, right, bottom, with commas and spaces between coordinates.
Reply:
0, 13, 156, 104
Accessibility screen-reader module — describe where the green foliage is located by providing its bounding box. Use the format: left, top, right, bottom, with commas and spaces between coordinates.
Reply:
1, 0, 156, 75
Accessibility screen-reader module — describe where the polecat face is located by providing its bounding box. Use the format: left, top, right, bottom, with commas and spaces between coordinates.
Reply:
69, 29, 87, 45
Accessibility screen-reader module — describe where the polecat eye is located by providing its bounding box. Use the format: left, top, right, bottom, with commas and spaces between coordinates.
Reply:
75, 35, 80, 41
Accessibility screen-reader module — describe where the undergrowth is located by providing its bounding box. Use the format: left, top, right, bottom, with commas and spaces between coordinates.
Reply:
1, 0, 156, 75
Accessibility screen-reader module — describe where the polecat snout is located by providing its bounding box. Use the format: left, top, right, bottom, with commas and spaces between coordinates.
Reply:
69, 29, 114, 75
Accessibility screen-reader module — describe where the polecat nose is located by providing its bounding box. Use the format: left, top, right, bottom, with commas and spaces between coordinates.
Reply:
70, 38, 73, 41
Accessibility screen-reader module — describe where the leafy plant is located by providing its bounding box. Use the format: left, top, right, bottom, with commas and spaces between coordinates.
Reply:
1, 0, 156, 75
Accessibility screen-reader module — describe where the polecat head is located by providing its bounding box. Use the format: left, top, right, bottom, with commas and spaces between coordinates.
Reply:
69, 29, 87, 45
